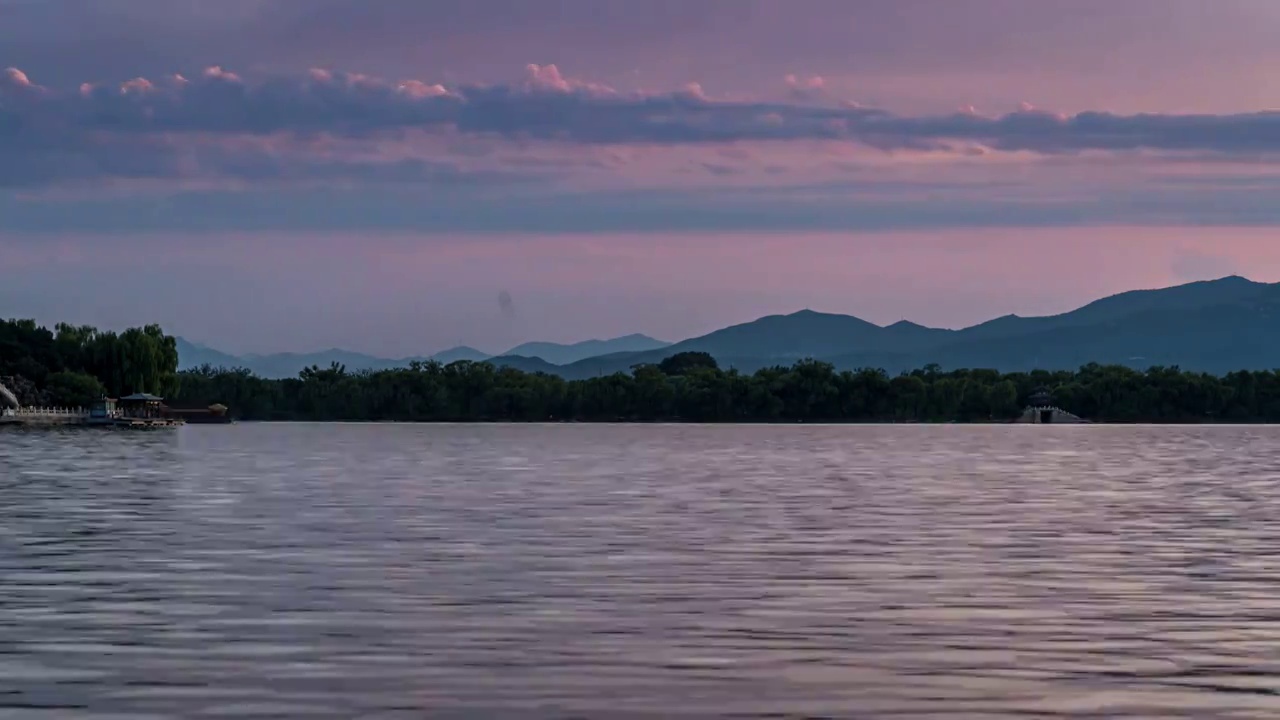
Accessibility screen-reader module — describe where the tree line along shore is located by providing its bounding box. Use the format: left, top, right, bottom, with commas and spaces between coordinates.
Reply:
4, 318, 1280, 424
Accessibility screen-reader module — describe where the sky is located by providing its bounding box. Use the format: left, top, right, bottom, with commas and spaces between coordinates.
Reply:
4, 0, 1280, 356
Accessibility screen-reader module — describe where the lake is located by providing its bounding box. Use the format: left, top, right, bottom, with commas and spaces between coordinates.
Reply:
2, 424, 1279, 718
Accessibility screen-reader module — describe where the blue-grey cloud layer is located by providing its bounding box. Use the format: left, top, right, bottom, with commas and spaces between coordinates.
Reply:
4, 63, 1280, 190
8, 63, 1280, 150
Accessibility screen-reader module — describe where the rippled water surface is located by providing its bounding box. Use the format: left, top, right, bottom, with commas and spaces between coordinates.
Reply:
3, 424, 1280, 718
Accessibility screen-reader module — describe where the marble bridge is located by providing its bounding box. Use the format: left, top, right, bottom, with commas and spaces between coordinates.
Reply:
1016, 405, 1087, 424
1014, 387, 1088, 424
0, 381, 18, 410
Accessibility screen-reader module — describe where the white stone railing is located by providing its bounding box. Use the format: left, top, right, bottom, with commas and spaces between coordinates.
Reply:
10, 406, 88, 417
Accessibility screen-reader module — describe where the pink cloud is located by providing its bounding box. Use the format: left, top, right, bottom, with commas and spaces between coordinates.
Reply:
396, 79, 450, 99
522, 63, 614, 96
784, 74, 827, 101
120, 76, 155, 94
785, 74, 825, 90
3, 66, 33, 88
201, 65, 241, 83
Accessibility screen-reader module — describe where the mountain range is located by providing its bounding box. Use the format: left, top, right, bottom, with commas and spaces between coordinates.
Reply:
179, 275, 1280, 379
177, 334, 670, 379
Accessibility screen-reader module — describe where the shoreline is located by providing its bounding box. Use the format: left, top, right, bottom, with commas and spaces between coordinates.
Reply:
210, 418, 1271, 426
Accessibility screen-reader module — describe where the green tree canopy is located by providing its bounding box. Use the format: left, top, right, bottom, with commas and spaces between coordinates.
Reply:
658, 351, 719, 376
1, 318, 179, 400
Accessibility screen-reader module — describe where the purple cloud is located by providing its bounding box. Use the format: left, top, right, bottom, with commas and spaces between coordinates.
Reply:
5, 62, 1280, 189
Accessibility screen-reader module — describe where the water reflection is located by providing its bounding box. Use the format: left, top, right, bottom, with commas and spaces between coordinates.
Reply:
3, 424, 1280, 717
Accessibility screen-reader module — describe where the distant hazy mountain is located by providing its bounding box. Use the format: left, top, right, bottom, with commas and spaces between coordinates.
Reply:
175, 338, 246, 371
233, 349, 416, 379
488, 355, 567, 375
176, 339, 489, 378
862, 278, 1280, 375
539, 311, 954, 378
429, 346, 491, 364
547, 275, 1280, 378
958, 275, 1269, 342
178, 276, 1280, 379
176, 335, 659, 379
501, 334, 669, 365
669, 310, 955, 358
